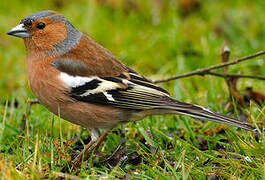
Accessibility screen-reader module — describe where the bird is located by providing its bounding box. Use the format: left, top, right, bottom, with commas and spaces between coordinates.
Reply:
7, 10, 255, 164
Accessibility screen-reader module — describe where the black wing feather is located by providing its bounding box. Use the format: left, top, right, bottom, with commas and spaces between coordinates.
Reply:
69, 72, 171, 110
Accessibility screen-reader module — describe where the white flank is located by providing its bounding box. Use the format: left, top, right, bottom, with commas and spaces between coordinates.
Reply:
60, 72, 96, 88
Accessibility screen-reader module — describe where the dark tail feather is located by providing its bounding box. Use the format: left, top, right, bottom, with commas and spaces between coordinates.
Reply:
166, 99, 256, 131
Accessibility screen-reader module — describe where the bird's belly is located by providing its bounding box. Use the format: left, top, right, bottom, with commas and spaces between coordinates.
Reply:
57, 102, 131, 129
28, 73, 129, 129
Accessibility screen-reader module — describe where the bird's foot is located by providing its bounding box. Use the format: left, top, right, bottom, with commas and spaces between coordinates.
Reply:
70, 128, 112, 168
98, 124, 125, 164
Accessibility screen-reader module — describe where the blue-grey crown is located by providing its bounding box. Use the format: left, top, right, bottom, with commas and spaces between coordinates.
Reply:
20, 10, 57, 24
24, 11, 55, 20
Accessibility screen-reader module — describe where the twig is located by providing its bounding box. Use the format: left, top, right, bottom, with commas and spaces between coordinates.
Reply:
220, 42, 234, 100
221, 42, 230, 73
154, 50, 265, 83
20, 99, 39, 132
52, 172, 84, 180
26, 99, 39, 115
206, 72, 265, 80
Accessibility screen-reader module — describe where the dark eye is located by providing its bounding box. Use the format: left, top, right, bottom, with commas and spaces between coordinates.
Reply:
36, 22, 45, 29
24, 19, 32, 26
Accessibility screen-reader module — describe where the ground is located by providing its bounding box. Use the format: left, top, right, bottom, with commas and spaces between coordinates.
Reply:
0, 0, 264, 179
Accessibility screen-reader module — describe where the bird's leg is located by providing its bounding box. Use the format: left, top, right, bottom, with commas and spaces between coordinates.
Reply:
99, 124, 125, 163
92, 128, 112, 151
71, 128, 99, 165
71, 128, 112, 166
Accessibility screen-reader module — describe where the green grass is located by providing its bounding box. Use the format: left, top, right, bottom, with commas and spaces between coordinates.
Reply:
0, 0, 264, 179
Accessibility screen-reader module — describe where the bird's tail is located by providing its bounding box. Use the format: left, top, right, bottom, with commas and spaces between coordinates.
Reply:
164, 98, 256, 131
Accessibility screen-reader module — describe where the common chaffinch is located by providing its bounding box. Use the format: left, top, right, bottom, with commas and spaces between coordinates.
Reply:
7, 11, 255, 160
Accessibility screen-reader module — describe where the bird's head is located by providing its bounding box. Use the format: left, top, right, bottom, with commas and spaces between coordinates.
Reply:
7, 10, 81, 56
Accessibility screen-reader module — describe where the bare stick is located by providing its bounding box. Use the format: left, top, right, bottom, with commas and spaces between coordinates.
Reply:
221, 42, 230, 73
26, 99, 39, 115
20, 99, 39, 131
206, 72, 265, 80
52, 172, 84, 180
154, 50, 265, 83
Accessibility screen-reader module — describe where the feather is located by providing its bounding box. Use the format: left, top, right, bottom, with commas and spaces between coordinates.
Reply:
54, 59, 255, 131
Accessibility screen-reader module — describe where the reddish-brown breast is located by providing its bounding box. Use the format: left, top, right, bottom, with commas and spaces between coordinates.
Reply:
26, 55, 72, 112
24, 33, 133, 129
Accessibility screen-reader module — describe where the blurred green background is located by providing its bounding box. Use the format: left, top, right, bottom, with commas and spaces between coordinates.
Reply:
0, 0, 264, 179
1, 0, 265, 100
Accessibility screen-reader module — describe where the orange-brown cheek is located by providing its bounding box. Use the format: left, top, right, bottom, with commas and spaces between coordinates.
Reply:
32, 22, 67, 50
